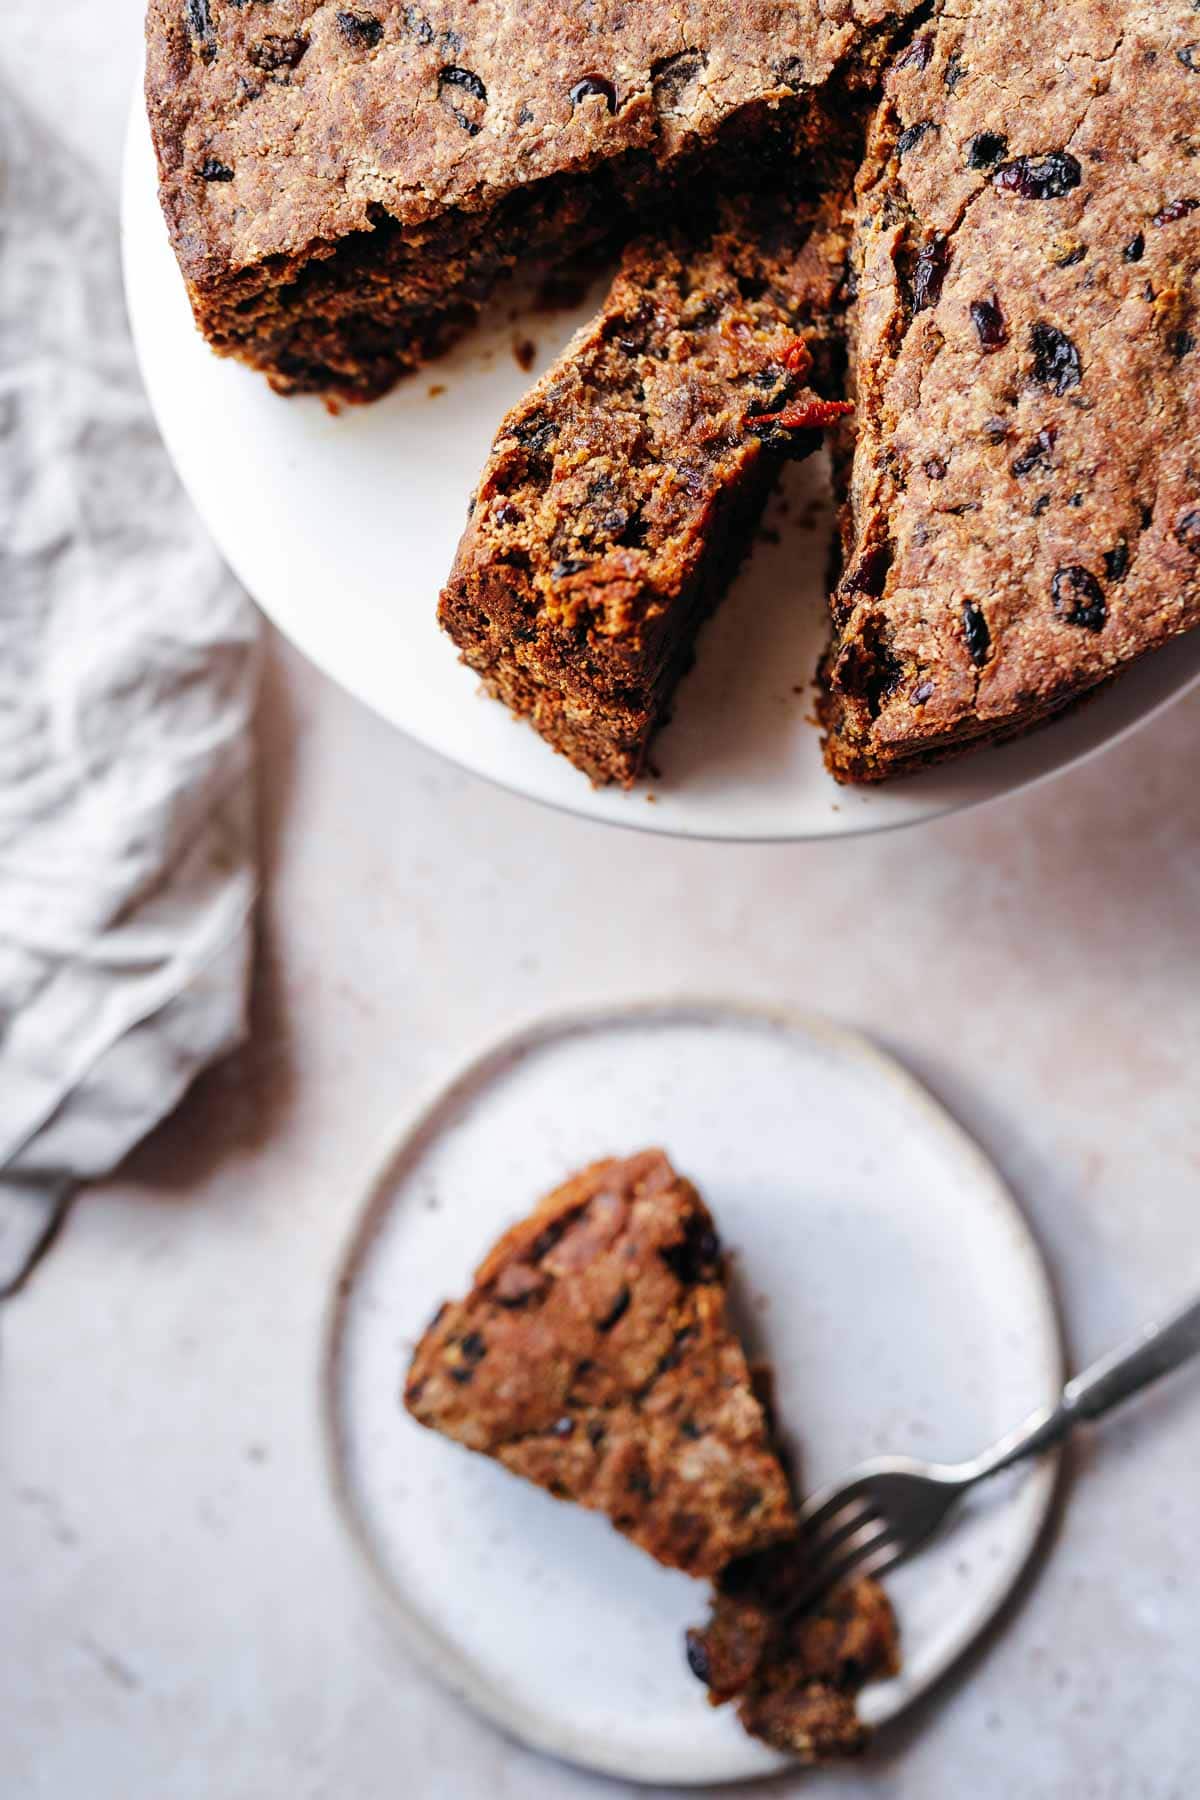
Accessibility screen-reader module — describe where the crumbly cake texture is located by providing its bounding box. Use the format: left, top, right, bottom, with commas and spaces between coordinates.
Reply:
403, 1149, 798, 1577
686, 1548, 899, 1759
146, 0, 918, 399
821, 0, 1200, 780
438, 187, 855, 785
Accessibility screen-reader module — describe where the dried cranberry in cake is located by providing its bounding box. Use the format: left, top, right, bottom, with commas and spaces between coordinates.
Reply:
748, 395, 854, 436
992, 151, 1082, 199
404, 1151, 797, 1576
1152, 197, 1200, 228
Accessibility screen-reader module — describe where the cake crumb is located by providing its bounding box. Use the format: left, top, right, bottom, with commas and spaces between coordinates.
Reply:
512, 337, 537, 372
687, 1558, 898, 1760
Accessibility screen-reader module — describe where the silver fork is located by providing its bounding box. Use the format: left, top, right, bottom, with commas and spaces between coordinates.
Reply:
791, 1289, 1200, 1617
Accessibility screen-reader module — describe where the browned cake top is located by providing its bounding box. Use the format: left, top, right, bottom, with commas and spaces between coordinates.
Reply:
145, 0, 916, 284
446, 193, 852, 657
686, 1549, 899, 1759
404, 1149, 797, 1577
826, 0, 1200, 774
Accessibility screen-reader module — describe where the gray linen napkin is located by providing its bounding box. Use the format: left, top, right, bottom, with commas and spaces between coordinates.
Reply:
0, 85, 260, 1295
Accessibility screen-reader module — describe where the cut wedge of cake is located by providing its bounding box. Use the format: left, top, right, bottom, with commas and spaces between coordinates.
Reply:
404, 1149, 797, 1576
438, 185, 855, 785
821, 0, 1200, 779
144, 0, 919, 399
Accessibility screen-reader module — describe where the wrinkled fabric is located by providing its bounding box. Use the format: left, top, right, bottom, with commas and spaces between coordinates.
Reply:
0, 83, 260, 1295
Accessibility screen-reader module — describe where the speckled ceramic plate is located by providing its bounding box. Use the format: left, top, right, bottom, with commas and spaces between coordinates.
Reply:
322, 1002, 1064, 1785
120, 105, 1200, 842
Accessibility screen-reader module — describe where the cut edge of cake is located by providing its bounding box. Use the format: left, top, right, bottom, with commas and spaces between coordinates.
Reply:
437, 183, 856, 785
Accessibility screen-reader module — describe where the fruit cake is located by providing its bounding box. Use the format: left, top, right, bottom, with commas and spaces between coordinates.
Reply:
145, 0, 917, 400
438, 186, 854, 785
686, 1548, 899, 1758
404, 1149, 797, 1576
821, 0, 1200, 779
147, 0, 1200, 784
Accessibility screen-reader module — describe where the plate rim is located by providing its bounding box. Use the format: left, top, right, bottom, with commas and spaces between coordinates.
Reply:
120, 96, 1200, 847
318, 997, 1067, 1786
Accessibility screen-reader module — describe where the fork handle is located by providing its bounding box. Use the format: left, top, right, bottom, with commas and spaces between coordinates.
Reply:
1061, 1292, 1200, 1422
970, 1290, 1200, 1483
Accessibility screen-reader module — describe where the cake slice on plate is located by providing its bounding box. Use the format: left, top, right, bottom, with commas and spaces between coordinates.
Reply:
404, 1148, 797, 1576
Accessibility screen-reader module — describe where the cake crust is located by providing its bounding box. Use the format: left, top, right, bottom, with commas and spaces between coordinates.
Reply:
404, 1150, 798, 1577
